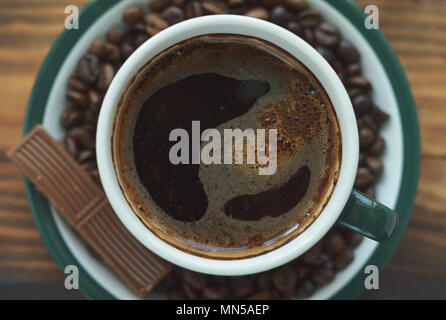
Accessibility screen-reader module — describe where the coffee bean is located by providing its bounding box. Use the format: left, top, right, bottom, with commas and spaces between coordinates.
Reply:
84, 110, 98, 128
310, 266, 335, 286
120, 42, 135, 60
135, 33, 150, 47
272, 266, 296, 291
77, 54, 100, 85
359, 127, 375, 149
336, 40, 360, 63
347, 87, 363, 100
295, 279, 316, 297
61, 106, 83, 129
361, 114, 378, 132
161, 6, 185, 25
158, 272, 178, 289
213, 276, 226, 285
80, 161, 97, 173
358, 152, 365, 165
280, 288, 294, 300
123, 6, 144, 25
297, 9, 322, 28
229, 278, 256, 297
371, 106, 389, 125
354, 167, 374, 189
246, 0, 258, 5
340, 76, 349, 91
96, 63, 115, 91
185, 1, 203, 18
324, 256, 335, 269
202, 285, 228, 299
77, 149, 94, 164
149, 0, 172, 12
365, 156, 383, 175
167, 288, 187, 299
106, 30, 123, 45
270, 288, 282, 299
244, 7, 269, 20
145, 13, 169, 35
201, 0, 228, 14
173, 0, 187, 7
229, 4, 248, 14
122, 26, 145, 48
66, 90, 89, 108
103, 43, 121, 65
81, 123, 96, 136
260, 0, 280, 9
316, 45, 337, 67
228, 0, 245, 7
68, 75, 88, 92
315, 22, 339, 47
63, 136, 79, 158
312, 252, 331, 266
248, 289, 270, 299
180, 270, 207, 290
358, 116, 365, 130
334, 64, 345, 81
368, 136, 385, 155
257, 273, 271, 289
352, 93, 373, 115
67, 127, 95, 150
89, 40, 105, 59
342, 229, 363, 248
286, 21, 301, 35
269, 6, 294, 27
323, 232, 346, 257
121, 31, 136, 44
348, 76, 372, 91
302, 27, 315, 46
333, 248, 354, 271
182, 283, 198, 299
90, 170, 101, 185
285, 0, 306, 12
88, 90, 102, 113
344, 63, 361, 76
300, 240, 322, 263
295, 263, 311, 279
128, 22, 147, 35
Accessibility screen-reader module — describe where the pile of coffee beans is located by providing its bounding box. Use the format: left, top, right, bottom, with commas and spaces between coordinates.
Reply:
60, 0, 388, 299
159, 227, 362, 299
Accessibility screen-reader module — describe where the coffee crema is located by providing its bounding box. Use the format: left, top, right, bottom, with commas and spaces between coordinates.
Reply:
112, 34, 341, 259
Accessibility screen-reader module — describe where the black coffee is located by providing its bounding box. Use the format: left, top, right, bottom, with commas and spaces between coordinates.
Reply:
113, 34, 341, 259
134, 73, 270, 222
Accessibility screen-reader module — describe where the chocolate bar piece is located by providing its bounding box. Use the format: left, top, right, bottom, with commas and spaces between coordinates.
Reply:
8, 125, 172, 297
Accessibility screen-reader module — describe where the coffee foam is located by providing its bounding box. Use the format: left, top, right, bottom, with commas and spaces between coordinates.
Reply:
113, 34, 341, 259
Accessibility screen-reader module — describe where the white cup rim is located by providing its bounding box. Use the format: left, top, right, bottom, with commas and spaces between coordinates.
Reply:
97, 15, 359, 276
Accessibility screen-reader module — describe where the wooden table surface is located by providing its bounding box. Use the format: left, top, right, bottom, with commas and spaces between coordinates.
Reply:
0, 0, 445, 300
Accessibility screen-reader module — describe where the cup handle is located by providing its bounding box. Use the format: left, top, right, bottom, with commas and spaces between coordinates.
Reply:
337, 189, 398, 242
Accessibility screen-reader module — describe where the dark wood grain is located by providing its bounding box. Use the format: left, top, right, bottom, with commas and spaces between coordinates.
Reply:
356, 0, 446, 300
0, 0, 445, 299
0, 0, 90, 295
